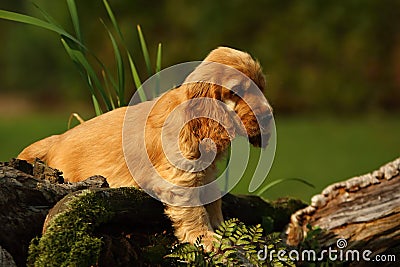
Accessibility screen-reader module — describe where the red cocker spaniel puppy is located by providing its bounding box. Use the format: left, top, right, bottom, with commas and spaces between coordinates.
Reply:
18, 47, 273, 250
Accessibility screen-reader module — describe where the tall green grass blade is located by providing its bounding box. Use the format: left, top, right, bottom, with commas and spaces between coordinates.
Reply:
103, 0, 152, 103
104, 0, 135, 105
98, 60, 118, 91
224, 159, 230, 193
104, 0, 147, 103
256, 178, 315, 196
91, 94, 103, 116
0, 7, 114, 89
61, 38, 94, 93
153, 43, 162, 97
156, 43, 162, 73
153, 43, 162, 96
101, 19, 125, 106
128, 53, 146, 102
1, 3, 160, 111
61, 38, 112, 111
62, 35, 115, 104
0, 10, 80, 46
88, 76, 102, 116
32, 3, 62, 28
223, 145, 231, 193
63, 42, 104, 116
137, 25, 152, 76
102, 0, 123, 40
66, 0, 83, 43
101, 70, 116, 110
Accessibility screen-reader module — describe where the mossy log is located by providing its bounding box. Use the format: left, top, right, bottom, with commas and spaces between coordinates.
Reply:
3, 157, 400, 266
37, 190, 306, 266
0, 159, 108, 267
286, 157, 400, 262
0, 159, 305, 266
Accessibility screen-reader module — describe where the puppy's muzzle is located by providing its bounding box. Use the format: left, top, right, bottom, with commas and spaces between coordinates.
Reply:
250, 112, 273, 148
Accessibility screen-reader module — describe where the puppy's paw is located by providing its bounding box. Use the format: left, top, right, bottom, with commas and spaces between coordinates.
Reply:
199, 231, 221, 252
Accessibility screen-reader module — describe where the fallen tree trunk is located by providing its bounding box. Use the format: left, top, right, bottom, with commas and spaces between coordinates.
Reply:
286, 158, 400, 263
2, 157, 399, 266
0, 159, 109, 267
0, 159, 305, 267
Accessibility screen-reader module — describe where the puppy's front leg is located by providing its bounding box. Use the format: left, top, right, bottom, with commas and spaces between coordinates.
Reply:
165, 205, 216, 251
205, 199, 223, 230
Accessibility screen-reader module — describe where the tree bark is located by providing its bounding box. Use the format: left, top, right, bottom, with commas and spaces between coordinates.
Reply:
286, 157, 400, 262
0, 159, 109, 267
0, 159, 305, 267
2, 157, 399, 266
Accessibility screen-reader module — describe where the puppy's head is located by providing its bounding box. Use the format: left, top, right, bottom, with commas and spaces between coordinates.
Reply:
185, 47, 272, 148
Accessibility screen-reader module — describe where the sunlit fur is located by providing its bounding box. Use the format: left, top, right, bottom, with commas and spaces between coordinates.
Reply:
18, 47, 272, 250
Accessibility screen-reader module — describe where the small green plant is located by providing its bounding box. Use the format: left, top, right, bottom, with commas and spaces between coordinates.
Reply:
300, 224, 323, 252
168, 218, 295, 266
297, 225, 340, 267
0, 0, 161, 116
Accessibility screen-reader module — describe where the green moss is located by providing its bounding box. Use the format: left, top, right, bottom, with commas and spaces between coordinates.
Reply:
116, 187, 148, 201
27, 190, 113, 267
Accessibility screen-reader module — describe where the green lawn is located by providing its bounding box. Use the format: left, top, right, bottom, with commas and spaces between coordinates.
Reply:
0, 113, 81, 161
0, 113, 399, 203
232, 114, 400, 202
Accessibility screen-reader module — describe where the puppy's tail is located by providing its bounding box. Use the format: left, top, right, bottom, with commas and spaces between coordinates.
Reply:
18, 135, 60, 163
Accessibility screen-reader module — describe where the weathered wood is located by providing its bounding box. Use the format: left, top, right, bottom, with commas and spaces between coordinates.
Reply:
286, 158, 400, 257
4, 156, 400, 266
0, 245, 17, 267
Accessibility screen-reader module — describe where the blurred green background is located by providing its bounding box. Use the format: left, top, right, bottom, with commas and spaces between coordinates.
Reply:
0, 0, 399, 202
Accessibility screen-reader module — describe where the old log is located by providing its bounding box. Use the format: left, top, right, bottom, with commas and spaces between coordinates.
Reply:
0, 159, 305, 267
286, 157, 400, 262
3, 157, 400, 266
0, 159, 109, 267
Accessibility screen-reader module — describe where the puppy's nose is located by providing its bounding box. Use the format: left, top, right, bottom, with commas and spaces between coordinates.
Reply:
255, 101, 273, 117
260, 113, 272, 121
259, 113, 272, 126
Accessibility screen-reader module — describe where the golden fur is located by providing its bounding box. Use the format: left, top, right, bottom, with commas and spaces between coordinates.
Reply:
18, 47, 272, 250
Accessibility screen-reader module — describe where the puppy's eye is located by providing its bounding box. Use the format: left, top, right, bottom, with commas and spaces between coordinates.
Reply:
229, 90, 239, 97
229, 85, 243, 98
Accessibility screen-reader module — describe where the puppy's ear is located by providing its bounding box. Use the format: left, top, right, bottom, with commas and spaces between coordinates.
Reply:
185, 82, 222, 100
184, 83, 227, 123
184, 83, 235, 154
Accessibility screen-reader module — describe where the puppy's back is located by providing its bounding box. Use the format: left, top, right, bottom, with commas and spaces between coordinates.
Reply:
19, 135, 60, 163
17, 107, 134, 187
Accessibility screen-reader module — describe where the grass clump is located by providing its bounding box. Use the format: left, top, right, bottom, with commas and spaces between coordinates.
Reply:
0, 0, 162, 116
27, 190, 112, 267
